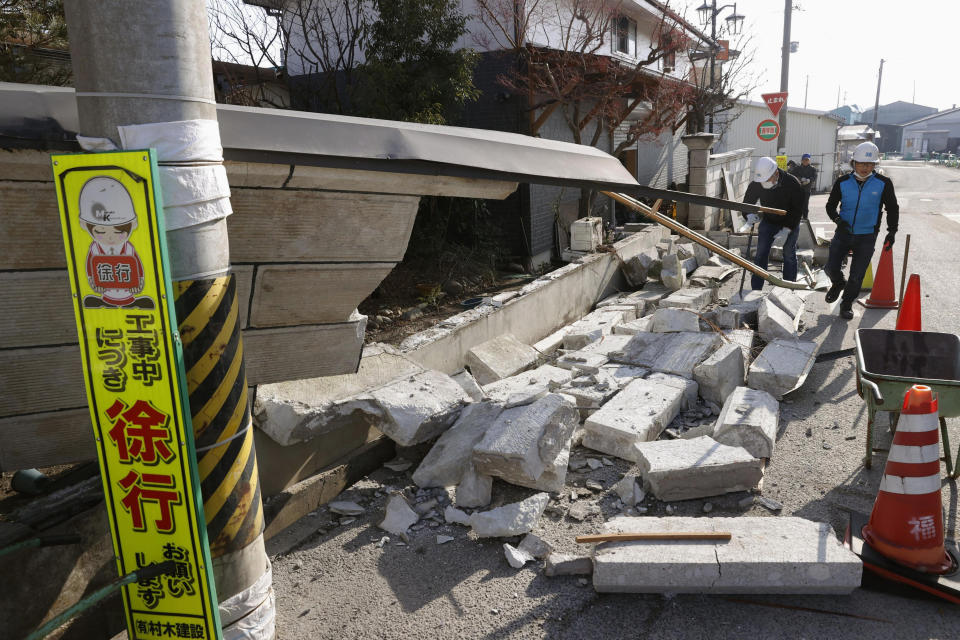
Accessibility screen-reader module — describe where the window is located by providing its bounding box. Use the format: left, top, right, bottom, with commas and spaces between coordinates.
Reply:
663, 50, 676, 73
613, 16, 637, 57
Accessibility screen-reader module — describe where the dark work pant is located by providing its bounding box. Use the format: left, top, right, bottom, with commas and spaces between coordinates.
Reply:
825, 226, 878, 306
751, 220, 800, 290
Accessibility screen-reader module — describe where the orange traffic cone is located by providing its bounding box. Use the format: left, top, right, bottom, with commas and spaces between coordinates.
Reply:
896, 274, 922, 331
861, 244, 899, 308
862, 385, 952, 573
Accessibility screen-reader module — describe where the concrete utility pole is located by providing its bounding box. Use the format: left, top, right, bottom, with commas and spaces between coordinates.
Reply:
778, 0, 792, 154
871, 59, 886, 139
63, 0, 271, 634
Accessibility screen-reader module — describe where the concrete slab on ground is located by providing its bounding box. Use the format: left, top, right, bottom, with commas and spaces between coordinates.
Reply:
582, 378, 684, 459
633, 436, 763, 501
593, 516, 863, 593
465, 333, 539, 385
747, 339, 818, 399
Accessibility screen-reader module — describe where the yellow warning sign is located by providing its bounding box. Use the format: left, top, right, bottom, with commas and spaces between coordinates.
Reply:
52, 150, 222, 640
776, 154, 788, 170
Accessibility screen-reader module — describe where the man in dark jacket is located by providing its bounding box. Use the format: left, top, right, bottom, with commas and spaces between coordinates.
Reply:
824, 141, 899, 320
789, 153, 818, 217
742, 156, 807, 290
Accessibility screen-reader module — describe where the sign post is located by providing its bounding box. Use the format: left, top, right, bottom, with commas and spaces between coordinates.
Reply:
52, 150, 222, 640
761, 92, 788, 117
757, 119, 781, 142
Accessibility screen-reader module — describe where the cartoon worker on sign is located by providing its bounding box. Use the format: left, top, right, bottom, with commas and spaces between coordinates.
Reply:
79, 177, 155, 310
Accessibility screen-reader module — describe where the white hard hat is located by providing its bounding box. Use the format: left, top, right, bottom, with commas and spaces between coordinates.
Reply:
852, 141, 880, 163
78, 177, 137, 227
753, 156, 778, 182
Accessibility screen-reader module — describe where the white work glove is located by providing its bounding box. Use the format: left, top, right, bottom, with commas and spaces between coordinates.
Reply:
746, 213, 761, 226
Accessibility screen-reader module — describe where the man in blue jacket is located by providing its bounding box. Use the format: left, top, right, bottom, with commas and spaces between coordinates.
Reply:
824, 141, 899, 319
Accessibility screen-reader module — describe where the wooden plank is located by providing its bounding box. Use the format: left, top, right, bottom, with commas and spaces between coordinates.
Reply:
0, 345, 86, 417
0, 408, 96, 471
228, 189, 419, 263
576, 532, 733, 543
0, 271, 77, 348
249, 263, 393, 327
243, 319, 366, 385
254, 423, 383, 497
287, 165, 517, 200
263, 437, 394, 548
0, 181, 67, 269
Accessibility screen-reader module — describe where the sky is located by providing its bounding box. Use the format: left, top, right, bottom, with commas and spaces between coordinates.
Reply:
678, 0, 960, 113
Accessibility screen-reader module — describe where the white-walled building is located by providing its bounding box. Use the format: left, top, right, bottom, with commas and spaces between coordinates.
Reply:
714, 100, 841, 192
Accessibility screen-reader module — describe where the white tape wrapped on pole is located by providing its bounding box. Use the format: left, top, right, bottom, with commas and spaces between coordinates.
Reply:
118, 120, 233, 231
219, 561, 276, 640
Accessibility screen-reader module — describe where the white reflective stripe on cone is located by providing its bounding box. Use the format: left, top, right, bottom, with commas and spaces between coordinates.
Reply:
895, 412, 939, 433
888, 443, 941, 464
879, 474, 941, 495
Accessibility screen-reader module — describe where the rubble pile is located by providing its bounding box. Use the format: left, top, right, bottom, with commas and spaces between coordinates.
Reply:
304, 232, 845, 593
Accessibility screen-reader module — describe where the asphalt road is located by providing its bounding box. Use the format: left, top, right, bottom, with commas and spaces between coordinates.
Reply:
268, 161, 960, 639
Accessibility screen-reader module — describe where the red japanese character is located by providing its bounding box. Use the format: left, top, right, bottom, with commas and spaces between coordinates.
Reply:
105, 399, 174, 464
118, 470, 181, 533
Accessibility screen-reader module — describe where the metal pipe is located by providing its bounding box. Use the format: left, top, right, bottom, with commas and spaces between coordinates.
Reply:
898, 234, 911, 304
604, 192, 810, 290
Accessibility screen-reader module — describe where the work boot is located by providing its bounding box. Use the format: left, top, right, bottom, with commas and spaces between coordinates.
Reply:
839, 303, 854, 320
825, 281, 845, 303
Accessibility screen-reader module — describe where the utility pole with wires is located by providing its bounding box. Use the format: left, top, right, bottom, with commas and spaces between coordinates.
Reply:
777, 0, 792, 153
871, 58, 885, 139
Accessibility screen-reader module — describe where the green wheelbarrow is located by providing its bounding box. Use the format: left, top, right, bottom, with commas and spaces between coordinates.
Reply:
855, 328, 960, 478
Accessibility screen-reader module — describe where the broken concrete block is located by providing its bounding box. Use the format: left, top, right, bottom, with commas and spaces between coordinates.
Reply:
253, 343, 421, 446
593, 516, 862, 594
747, 339, 817, 399
535, 447, 572, 493
545, 553, 593, 577
582, 378, 684, 459
691, 242, 712, 267
444, 505, 470, 525
713, 386, 779, 459
727, 289, 763, 309
677, 243, 696, 261
693, 342, 745, 406
379, 494, 420, 539
630, 284, 670, 311
649, 308, 701, 333
660, 254, 686, 291
532, 327, 570, 358
482, 365, 573, 404
758, 298, 799, 341
650, 332, 722, 379
469, 492, 550, 538
715, 302, 757, 329
599, 304, 638, 322
645, 373, 698, 411
504, 543, 534, 568
456, 464, 493, 508
579, 334, 632, 357
563, 310, 626, 350
556, 351, 609, 375
725, 329, 757, 366
622, 247, 661, 288
452, 369, 485, 402
561, 365, 648, 414
767, 288, 804, 321
613, 475, 644, 506
371, 370, 469, 446
613, 317, 654, 335
607, 331, 669, 368
519, 533, 552, 559
413, 401, 503, 488
659, 288, 714, 312
633, 436, 764, 501
472, 394, 579, 491
329, 501, 365, 516
465, 333, 540, 385
681, 256, 699, 276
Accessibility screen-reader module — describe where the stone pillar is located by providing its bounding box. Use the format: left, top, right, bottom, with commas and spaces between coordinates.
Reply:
683, 133, 718, 230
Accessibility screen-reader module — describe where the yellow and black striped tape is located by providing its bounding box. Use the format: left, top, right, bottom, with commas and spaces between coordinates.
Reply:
174, 274, 263, 557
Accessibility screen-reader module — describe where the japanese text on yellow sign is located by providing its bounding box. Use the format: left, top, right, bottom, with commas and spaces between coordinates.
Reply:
52, 150, 221, 640
776, 155, 788, 170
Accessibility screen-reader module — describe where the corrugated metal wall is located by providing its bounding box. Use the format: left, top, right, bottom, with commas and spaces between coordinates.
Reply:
715, 102, 839, 192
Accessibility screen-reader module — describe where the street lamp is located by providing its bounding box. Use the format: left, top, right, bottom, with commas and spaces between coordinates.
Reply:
695, 1, 745, 133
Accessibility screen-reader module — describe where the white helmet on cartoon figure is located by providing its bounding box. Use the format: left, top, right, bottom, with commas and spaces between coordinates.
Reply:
852, 141, 880, 164
753, 156, 778, 182
78, 177, 137, 228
